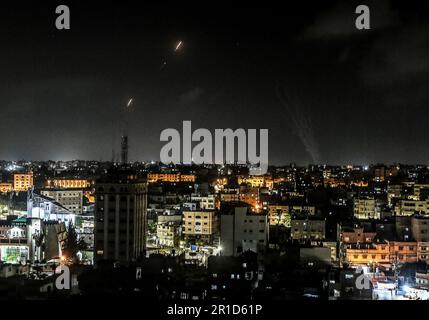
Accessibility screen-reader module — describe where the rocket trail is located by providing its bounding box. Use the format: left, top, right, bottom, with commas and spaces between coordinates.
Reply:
276, 85, 321, 164
175, 41, 183, 52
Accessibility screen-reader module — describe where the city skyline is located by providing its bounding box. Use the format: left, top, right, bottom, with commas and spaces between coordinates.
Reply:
2, 0, 429, 308
1, 1, 429, 165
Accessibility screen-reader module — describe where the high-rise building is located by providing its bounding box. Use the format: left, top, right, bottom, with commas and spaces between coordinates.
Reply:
13, 172, 33, 192
94, 171, 147, 263
121, 135, 128, 164
182, 210, 217, 244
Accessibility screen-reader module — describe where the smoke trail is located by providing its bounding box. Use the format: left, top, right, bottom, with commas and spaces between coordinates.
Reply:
276, 85, 321, 164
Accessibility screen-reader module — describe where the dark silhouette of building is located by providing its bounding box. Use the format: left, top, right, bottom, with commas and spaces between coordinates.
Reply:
121, 135, 128, 164
94, 170, 147, 263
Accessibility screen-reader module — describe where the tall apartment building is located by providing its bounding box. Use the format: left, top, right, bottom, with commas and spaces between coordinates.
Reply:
94, 172, 147, 263
220, 206, 268, 256
13, 172, 33, 192
40, 188, 83, 215
353, 197, 378, 219
182, 210, 217, 244
395, 199, 429, 216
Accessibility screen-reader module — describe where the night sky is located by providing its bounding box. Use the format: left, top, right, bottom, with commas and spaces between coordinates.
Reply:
0, 0, 428, 165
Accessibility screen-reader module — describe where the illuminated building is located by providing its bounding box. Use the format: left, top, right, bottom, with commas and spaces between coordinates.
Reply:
157, 223, 179, 247
237, 176, 265, 188
220, 188, 260, 208
291, 205, 316, 215
374, 166, 386, 182
94, 173, 148, 263
350, 180, 369, 188
179, 174, 196, 183
387, 184, 402, 207
237, 175, 285, 190
220, 192, 241, 203
45, 179, 92, 189
341, 227, 377, 244
76, 214, 94, 255
323, 178, 347, 188
0, 219, 28, 264
399, 182, 429, 201
413, 184, 429, 200
147, 173, 196, 183
40, 188, 83, 215
346, 241, 418, 265
346, 243, 390, 265
268, 203, 316, 227
0, 183, 12, 193
27, 192, 75, 224
213, 177, 228, 192
182, 210, 217, 244
268, 205, 291, 227
13, 172, 33, 191
26, 191, 74, 263
220, 206, 268, 257
395, 199, 429, 216
291, 217, 325, 241
190, 194, 217, 210
417, 242, 429, 264
353, 197, 378, 219
84, 191, 95, 204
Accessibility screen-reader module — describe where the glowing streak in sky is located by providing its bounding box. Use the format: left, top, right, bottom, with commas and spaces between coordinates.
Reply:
175, 41, 183, 51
